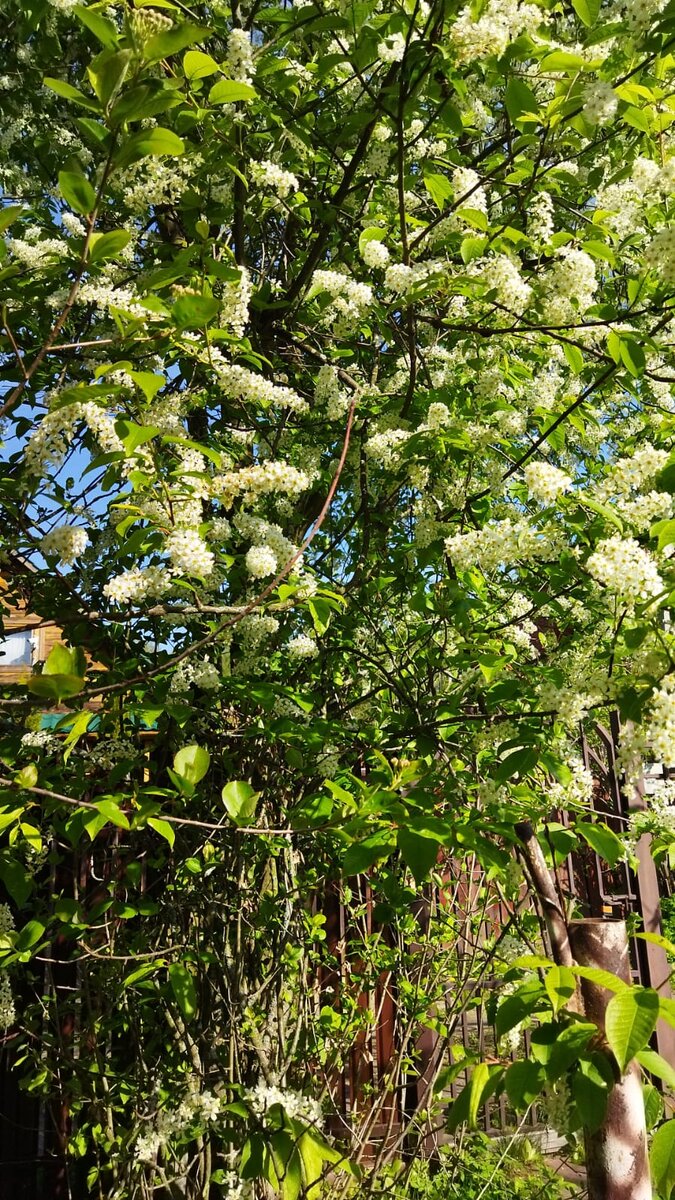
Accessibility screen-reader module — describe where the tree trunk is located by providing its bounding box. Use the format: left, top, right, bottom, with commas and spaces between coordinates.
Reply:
569, 919, 651, 1200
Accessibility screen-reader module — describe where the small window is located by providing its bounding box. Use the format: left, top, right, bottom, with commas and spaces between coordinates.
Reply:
0, 631, 32, 666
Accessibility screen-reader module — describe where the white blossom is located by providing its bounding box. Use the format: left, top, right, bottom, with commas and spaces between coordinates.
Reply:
586, 535, 663, 604
41, 525, 89, 565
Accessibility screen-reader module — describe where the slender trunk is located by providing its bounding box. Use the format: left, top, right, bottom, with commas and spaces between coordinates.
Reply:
569, 919, 651, 1200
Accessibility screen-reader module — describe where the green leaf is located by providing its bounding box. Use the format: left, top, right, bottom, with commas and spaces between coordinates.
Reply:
74, 5, 119, 48
562, 342, 584, 374
147, 817, 176, 848
579, 496, 625, 531
571, 965, 629, 993
505, 1060, 545, 1110
423, 172, 453, 211
447, 1064, 504, 1132
184, 50, 219, 79
44, 644, 86, 677
505, 77, 539, 122
577, 821, 625, 867
651, 1120, 675, 1200
572, 0, 600, 24
269, 1131, 303, 1200
637, 1048, 675, 1092
619, 338, 645, 378
114, 420, 160, 452
221, 781, 259, 826
15, 764, 38, 790
0, 852, 33, 906
606, 987, 660, 1072
172, 292, 220, 329
28, 674, 85, 703
168, 963, 197, 1020
15, 919, 45, 951
114, 127, 185, 170
58, 170, 96, 217
651, 519, 675, 551
173, 745, 210, 785
144, 23, 210, 63
623, 106, 651, 133
95, 798, 130, 830
397, 827, 439, 884
43, 77, 100, 111
343, 833, 394, 876
545, 965, 577, 1014
89, 230, 131, 262
87, 48, 133, 107
572, 1057, 611, 1131
0, 205, 24, 234
209, 79, 257, 104
644, 1083, 664, 1130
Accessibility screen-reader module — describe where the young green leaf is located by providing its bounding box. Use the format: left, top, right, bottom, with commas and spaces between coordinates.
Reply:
606, 988, 660, 1072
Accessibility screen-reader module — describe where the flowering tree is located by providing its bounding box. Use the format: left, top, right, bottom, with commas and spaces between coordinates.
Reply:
2, 0, 675, 1195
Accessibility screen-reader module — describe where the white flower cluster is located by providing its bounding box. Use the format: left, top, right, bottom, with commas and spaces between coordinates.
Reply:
643, 678, 675, 764
246, 1080, 322, 1126
625, 781, 675, 851
103, 566, 171, 606
480, 253, 532, 312
314, 364, 350, 419
644, 227, 675, 286
21, 729, 59, 752
593, 444, 671, 531
449, 0, 543, 63
541, 246, 597, 322
453, 165, 488, 213
426, 402, 451, 431
87, 738, 137, 772
250, 160, 299, 199
445, 517, 556, 573
384, 259, 443, 295
8, 234, 69, 268
136, 1077, 223, 1165
219, 1173, 253, 1200
41, 525, 89, 565
246, 544, 279, 578
549, 755, 594, 806
169, 659, 221, 693
586, 535, 663, 604
236, 512, 299, 578
212, 461, 310, 508
25, 398, 123, 476
624, 0, 668, 29
311, 268, 373, 330
582, 81, 618, 126
539, 682, 595, 728
227, 28, 254, 84
528, 191, 554, 244
165, 528, 215, 578
364, 428, 410, 468
378, 31, 407, 62
214, 358, 308, 413
522, 461, 572, 503
220, 267, 251, 339
361, 238, 390, 269
287, 633, 319, 659
0, 971, 15, 1030
61, 211, 86, 238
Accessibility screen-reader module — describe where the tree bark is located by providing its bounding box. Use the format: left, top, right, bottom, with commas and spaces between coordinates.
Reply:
569, 919, 651, 1200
